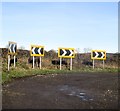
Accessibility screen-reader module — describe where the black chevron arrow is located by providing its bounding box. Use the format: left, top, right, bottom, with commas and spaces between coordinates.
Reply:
66, 50, 71, 56
93, 51, 105, 58
60, 49, 64, 55
32, 47, 43, 55
40, 48, 43, 54
34, 48, 40, 54
60, 49, 73, 56
98, 52, 103, 58
9, 43, 17, 53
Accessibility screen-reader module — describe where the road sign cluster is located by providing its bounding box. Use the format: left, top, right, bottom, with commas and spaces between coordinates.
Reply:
7, 41, 107, 71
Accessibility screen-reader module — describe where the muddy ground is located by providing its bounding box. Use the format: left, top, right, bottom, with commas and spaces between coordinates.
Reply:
2, 72, 118, 109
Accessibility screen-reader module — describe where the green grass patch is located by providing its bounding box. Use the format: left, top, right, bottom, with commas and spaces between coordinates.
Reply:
2, 67, 118, 84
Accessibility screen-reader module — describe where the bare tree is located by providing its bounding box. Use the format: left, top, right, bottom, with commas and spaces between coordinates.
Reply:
18, 46, 25, 50
75, 48, 80, 54
83, 48, 92, 53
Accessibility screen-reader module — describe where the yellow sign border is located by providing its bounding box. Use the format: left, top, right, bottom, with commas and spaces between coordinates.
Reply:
30, 45, 44, 56
91, 50, 106, 60
58, 47, 75, 58
8, 41, 17, 55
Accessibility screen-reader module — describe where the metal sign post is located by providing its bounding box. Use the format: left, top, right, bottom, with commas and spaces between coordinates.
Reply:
93, 59, 94, 69
40, 56, 41, 69
103, 60, 105, 69
8, 55, 10, 71
33, 56, 35, 69
60, 57, 62, 70
70, 57, 72, 70
14, 55, 16, 67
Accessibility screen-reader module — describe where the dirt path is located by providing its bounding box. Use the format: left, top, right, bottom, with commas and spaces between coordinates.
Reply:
2, 72, 118, 109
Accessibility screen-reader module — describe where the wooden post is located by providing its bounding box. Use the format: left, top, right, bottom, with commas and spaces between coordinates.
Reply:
40, 56, 41, 69
8, 55, 10, 71
93, 59, 94, 69
33, 56, 34, 69
60, 57, 62, 70
14, 55, 16, 67
70, 58, 72, 70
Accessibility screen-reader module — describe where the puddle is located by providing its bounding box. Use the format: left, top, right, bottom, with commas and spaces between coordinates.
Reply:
76, 93, 93, 101
59, 85, 69, 91
58, 85, 94, 101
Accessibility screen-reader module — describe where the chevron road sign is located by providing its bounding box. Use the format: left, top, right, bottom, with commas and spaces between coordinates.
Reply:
91, 50, 106, 60
58, 48, 75, 58
58, 48, 75, 70
8, 42, 17, 55
8, 41, 17, 71
31, 45, 44, 56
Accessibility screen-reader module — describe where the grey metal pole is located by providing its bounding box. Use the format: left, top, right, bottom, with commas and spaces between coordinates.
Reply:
93, 59, 94, 69
70, 58, 72, 70
40, 56, 41, 69
103, 60, 104, 69
60, 57, 62, 70
8, 55, 10, 71
33, 56, 34, 69
14, 55, 16, 67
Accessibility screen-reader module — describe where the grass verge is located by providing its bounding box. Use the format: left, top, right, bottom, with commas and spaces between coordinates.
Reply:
2, 67, 118, 84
